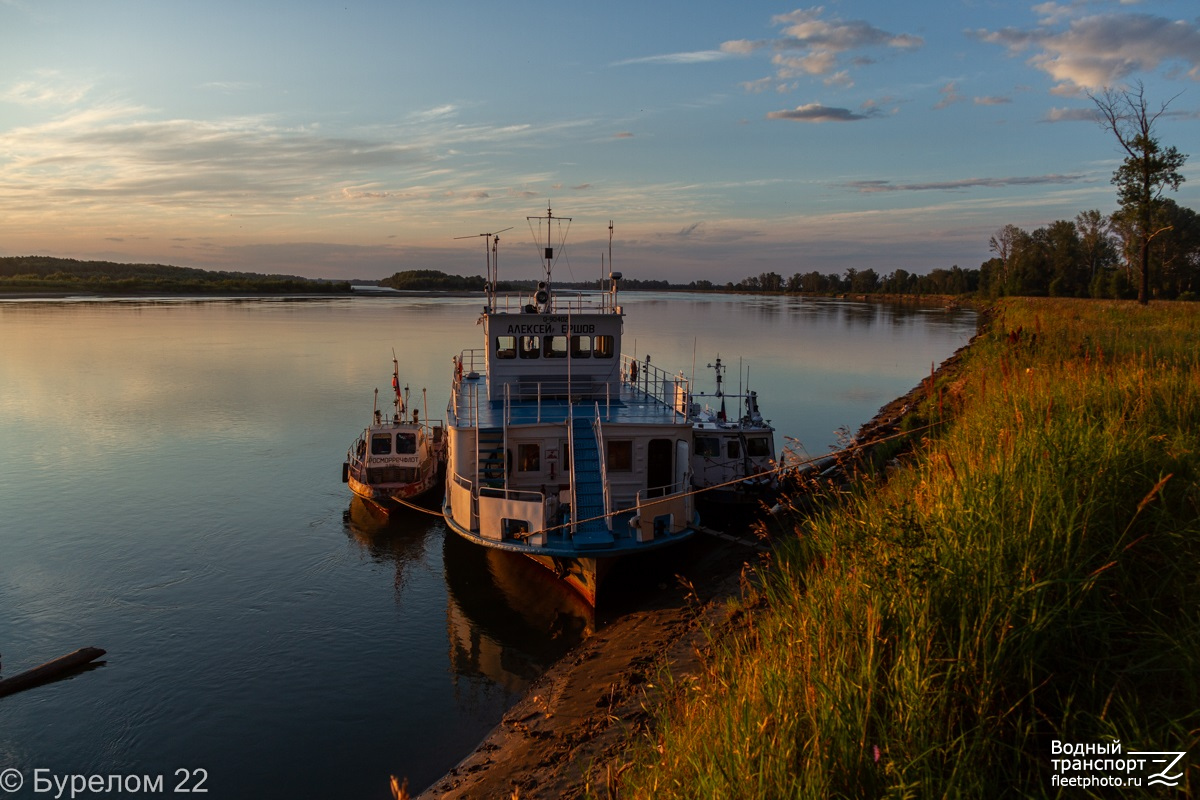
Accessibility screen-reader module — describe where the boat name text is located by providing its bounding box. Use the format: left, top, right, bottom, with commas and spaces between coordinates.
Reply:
504, 320, 596, 336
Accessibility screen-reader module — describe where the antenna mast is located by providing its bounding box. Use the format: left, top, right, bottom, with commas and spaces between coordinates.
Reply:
528, 205, 571, 292
455, 226, 511, 311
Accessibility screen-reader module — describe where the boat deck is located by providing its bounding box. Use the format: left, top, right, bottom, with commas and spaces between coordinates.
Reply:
448, 357, 690, 430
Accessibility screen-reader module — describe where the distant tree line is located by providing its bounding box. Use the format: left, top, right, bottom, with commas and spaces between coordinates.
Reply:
379, 270, 487, 291
979, 201, 1198, 299
704, 196, 1197, 301
692, 265, 980, 297
0, 256, 351, 294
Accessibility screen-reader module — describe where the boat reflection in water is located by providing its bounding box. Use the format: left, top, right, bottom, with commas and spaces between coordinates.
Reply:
343, 497, 440, 598
443, 531, 593, 695
343, 497, 591, 697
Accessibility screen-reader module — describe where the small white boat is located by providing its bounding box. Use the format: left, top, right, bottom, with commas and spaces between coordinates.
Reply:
343, 358, 446, 513
442, 208, 697, 605
689, 356, 778, 504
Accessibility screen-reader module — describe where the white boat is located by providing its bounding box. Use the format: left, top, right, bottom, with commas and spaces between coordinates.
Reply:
442, 209, 697, 605
689, 355, 779, 504
343, 358, 447, 514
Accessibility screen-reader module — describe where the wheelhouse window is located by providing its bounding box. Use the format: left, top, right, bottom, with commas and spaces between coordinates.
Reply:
727, 440, 741, 459
570, 335, 592, 358
495, 335, 517, 359
519, 335, 540, 359
517, 443, 541, 472
370, 433, 392, 455
396, 433, 417, 455
544, 335, 569, 359
695, 436, 720, 458
607, 440, 633, 472
747, 437, 771, 457
593, 335, 615, 358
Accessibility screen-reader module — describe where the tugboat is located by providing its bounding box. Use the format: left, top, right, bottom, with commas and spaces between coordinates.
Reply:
689, 356, 778, 504
343, 356, 446, 514
442, 208, 697, 605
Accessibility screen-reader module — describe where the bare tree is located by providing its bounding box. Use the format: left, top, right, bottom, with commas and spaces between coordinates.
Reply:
989, 223, 1023, 291
1088, 81, 1188, 304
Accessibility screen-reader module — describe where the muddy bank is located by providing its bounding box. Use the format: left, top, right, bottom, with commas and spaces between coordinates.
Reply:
414, 337, 978, 800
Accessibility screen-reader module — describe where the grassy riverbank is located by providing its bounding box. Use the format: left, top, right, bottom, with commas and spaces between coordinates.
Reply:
615, 298, 1199, 797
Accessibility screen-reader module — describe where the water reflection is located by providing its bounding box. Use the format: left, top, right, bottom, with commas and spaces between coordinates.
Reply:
442, 533, 592, 695
341, 498, 592, 700
342, 498, 436, 599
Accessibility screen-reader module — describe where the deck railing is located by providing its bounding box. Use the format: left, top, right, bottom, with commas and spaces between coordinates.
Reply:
489, 289, 620, 315
620, 354, 691, 421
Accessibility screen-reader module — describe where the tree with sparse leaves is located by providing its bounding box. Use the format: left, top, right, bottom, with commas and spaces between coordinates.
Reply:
1088, 82, 1188, 304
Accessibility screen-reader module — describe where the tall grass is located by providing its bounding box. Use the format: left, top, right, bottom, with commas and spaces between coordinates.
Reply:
617, 299, 1200, 798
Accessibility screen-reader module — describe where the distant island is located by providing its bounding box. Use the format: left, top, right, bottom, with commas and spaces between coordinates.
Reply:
0, 256, 353, 295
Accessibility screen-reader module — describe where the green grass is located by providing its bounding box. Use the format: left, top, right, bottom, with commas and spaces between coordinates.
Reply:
614, 298, 1200, 798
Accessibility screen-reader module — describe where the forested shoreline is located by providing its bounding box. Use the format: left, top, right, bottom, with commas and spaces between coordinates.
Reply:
0, 256, 352, 295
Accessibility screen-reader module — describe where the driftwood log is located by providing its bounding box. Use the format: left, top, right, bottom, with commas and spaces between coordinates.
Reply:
0, 647, 106, 698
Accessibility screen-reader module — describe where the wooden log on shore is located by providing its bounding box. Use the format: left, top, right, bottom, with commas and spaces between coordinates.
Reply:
0, 647, 106, 698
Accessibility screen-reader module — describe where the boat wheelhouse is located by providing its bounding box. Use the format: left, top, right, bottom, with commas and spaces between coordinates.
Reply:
690, 356, 779, 504
343, 360, 447, 514
442, 209, 696, 604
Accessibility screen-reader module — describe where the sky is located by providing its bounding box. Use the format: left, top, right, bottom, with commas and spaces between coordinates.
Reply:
1, 0, 1198, 284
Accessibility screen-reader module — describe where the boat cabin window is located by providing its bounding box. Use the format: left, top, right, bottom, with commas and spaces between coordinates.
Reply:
747, 437, 771, 457
607, 440, 633, 472
544, 335, 569, 359
370, 433, 392, 455
517, 443, 540, 472
593, 335, 615, 359
695, 436, 721, 458
396, 433, 417, 455
727, 440, 741, 459
495, 335, 517, 359
570, 335, 591, 358
519, 335, 540, 359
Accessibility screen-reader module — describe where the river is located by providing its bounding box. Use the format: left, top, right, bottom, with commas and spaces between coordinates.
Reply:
0, 293, 974, 798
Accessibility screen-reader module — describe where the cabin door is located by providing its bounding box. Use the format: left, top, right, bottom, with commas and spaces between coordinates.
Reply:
647, 438, 673, 497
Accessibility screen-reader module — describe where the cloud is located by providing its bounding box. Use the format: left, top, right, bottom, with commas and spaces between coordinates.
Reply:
409, 104, 458, 122
767, 103, 880, 122
612, 50, 731, 66
720, 7, 921, 92
2, 71, 92, 106
934, 81, 967, 109
613, 131, 634, 138
972, 12, 1200, 94
845, 174, 1087, 192
974, 95, 1013, 106
0, 97, 592, 225
1042, 106, 1104, 122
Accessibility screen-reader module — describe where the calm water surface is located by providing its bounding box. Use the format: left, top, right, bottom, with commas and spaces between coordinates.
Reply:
0, 294, 974, 798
